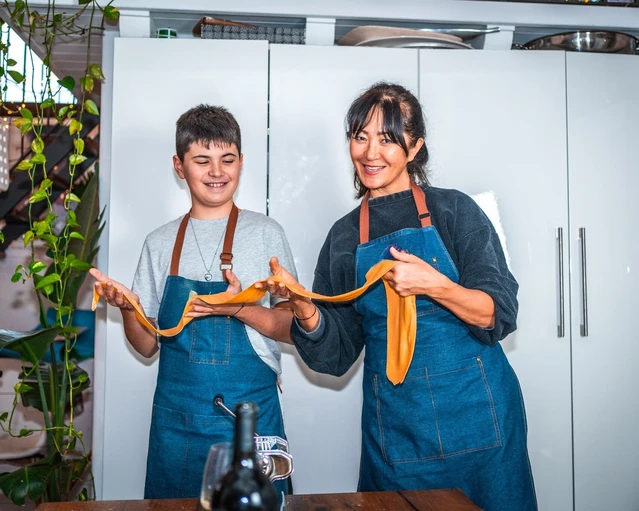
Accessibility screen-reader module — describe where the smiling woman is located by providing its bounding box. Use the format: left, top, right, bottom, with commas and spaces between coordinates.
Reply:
264, 82, 537, 511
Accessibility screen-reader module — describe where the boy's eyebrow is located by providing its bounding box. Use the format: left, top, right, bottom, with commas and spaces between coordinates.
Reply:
221, 152, 237, 158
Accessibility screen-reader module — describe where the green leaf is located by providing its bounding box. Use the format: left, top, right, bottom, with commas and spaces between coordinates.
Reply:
0, 453, 61, 506
65, 171, 104, 307
28, 261, 46, 274
69, 154, 87, 166
80, 75, 94, 93
23, 230, 34, 246
69, 232, 85, 241
79, 0, 91, 4
16, 159, 32, 171
74, 138, 85, 155
19, 108, 32, 120
0, 327, 61, 364
12, 117, 31, 131
84, 99, 99, 116
88, 63, 105, 81
31, 153, 46, 165
18, 428, 33, 437
40, 178, 52, 191
0, 412, 8, 422
28, 189, 48, 204
34, 273, 60, 291
41, 98, 55, 109
14, 383, 34, 394
7, 58, 17, 66
57, 76, 75, 92
70, 259, 91, 271
0, 231, 4, 243
8, 70, 25, 83
69, 119, 82, 135
58, 105, 69, 118
31, 137, 44, 154
104, 5, 120, 20
20, 365, 90, 412
39, 234, 58, 245
11, 272, 21, 283
66, 193, 81, 203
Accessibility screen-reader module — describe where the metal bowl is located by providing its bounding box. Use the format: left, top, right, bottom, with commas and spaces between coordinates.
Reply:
520, 31, 637, 54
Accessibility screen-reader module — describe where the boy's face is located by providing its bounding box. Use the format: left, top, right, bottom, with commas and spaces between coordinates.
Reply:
173, 141, 243, 215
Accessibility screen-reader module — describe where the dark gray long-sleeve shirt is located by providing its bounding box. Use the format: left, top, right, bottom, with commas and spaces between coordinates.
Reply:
291, 185, 519, 377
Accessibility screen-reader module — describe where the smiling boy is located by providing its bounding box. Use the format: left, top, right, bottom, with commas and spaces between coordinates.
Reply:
90, 105, 296, 499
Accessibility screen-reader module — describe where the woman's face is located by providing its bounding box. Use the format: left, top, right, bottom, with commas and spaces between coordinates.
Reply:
349, 109, 423, 198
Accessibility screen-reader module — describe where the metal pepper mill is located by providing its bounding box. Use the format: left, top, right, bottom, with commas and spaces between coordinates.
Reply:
214, 395, 294, 482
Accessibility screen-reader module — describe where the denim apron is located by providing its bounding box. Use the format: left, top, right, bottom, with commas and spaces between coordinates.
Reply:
144, 207, 286, 499
355, 184, 537, 511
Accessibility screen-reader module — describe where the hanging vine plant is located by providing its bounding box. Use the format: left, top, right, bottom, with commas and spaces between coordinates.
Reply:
0, 0, 118, 505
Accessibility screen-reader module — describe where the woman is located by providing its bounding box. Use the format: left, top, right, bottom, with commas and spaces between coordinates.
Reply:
266, 83, 537, 510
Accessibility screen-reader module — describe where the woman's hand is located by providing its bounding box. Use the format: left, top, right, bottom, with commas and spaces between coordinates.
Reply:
90, 268, 140, 311
258, 257, 318, 329
187, 270, 245, 318
383, 246, 453, 299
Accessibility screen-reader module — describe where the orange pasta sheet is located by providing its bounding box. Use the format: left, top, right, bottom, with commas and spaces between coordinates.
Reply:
92, 260, 416, 384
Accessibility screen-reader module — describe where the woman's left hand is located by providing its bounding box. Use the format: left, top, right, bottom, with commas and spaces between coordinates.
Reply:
383, 246, 453, 298
187, 269, 246, 318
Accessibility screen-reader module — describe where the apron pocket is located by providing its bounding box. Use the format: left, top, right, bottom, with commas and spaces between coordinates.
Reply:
190, 316, 231, 365
374, 356, 501, 465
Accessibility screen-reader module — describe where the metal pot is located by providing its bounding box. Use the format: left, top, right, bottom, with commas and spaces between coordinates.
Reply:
516, 31, 637, 54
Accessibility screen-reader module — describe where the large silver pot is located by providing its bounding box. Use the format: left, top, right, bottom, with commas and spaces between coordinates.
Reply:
517, 31, 637, 54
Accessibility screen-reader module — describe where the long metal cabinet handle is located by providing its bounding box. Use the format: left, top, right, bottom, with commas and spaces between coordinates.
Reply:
557, 227, 565, 338
579, 227, 589, 337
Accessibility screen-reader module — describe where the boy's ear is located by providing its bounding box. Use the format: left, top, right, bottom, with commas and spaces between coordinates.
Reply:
239, 153, 244, 167
173, 155, 185, 179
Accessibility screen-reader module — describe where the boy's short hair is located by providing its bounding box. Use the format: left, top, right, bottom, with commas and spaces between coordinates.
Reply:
175, 104, 242, 161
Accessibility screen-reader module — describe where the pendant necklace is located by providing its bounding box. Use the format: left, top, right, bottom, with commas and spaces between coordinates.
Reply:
190, 218, 225, 282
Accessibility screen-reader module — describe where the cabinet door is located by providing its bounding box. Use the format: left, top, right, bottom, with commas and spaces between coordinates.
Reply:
268, 44, 418, 494
568, 53, 639, 511
419, 51, 572, 511
103, 39, 269, 499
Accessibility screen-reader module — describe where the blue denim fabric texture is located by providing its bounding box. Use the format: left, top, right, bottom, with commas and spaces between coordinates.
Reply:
143, 275, 286, 499
354, 222, 537, 511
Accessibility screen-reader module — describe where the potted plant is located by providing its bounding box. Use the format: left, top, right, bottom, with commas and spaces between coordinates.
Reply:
0, 1, 118, 505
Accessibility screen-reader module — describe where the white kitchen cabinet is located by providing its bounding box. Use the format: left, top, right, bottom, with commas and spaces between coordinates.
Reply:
418, 50, 572, 511
268, 44, 419, 494
567, 52, 639, 511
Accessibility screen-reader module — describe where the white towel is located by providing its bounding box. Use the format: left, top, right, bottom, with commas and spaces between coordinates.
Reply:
470, 191, 511, 269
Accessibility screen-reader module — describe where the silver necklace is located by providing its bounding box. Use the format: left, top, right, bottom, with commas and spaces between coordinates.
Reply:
189, 218, 225, 282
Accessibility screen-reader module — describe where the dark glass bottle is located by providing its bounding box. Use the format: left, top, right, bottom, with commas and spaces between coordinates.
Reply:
211, 402, 279, 511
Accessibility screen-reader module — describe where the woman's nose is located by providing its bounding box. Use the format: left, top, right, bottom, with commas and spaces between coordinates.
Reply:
365, 142, 379, 161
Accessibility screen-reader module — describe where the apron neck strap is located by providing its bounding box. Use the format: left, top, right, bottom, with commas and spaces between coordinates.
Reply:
170, 203, 240, 276
359, 182, 431, 245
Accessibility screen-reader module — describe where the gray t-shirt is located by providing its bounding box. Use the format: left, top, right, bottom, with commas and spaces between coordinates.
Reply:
132, 209, 297, 374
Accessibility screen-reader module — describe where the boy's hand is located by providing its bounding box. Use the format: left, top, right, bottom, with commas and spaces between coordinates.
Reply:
187, 269, 245, 318
90, 268, 139, 311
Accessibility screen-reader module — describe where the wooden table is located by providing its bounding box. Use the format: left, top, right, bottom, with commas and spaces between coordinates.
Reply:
35, 489, 481, 511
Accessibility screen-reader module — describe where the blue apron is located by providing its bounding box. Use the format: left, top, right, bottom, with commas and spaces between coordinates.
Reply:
144, 208, 287, 499
355, 184, 537, 511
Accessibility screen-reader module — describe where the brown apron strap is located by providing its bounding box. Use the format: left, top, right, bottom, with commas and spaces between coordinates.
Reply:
220, 203, 239, 271
170, 212, 191, 276
169, 203, 239, 277
359, 182, 431, 245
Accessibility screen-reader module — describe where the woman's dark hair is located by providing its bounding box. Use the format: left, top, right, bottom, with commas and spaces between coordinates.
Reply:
345, 82, 429, 198
175, 104, 241, 161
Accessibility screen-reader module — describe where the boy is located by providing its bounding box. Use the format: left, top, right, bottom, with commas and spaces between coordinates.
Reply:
90, 105, 296, 498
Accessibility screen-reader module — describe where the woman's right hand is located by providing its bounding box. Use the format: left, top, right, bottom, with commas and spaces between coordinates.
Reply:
260, 257, 318, 326
89, 268, 139, 312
